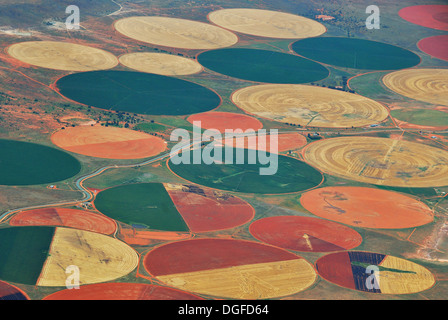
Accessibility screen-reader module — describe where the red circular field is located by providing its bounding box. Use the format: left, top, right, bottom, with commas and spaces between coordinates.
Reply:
9, 208, 117, 235
418, 35, 448, 61
300, 187, 434, 229
399, 5, 448, 31
187, 112, 263, 133
249, 216, 362, 252
43, 283, 202, 300
0, 281, 29, 300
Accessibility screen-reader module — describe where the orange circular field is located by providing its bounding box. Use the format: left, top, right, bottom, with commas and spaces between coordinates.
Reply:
300, 187, 434, 229
51, 125, 167, 159
187, 112, 263, 133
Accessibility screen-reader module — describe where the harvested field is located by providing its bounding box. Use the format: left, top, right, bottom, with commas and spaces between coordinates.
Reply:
399, 5, 448, 31
119, 52, 203, 76
300, 186, 434, 229
7, 41, 118, 71
187, 112, 263, 133
51, 125, 167, 159
382, 69, 448, 106
418, 35, 448, 62
302, 136, 448, 188
114, 16, 238, 49
232, 84, 389, 128
208, 8, 326, 39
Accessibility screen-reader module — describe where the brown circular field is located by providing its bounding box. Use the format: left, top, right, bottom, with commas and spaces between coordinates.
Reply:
119, 52, 203, 76
51, 125, 167, 159
208, 8, 326, 39
300, 187, 434, 229
418, 35, 448, 62
382, 69, 448, 106
144, 238, 316, 299
9, 208, 117, 235
232, 84, 389, 128
249, 216, 362, 252
187, 112, 263, 133
114, 16, 238, 49
302, 136, 448, 188
7, 41, 118, 71
316, 251, 435, 294
0, 280, 29, 300
43, 283, 203, 300
399, 5, 448, 31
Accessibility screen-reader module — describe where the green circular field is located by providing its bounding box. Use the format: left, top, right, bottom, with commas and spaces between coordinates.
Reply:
291, 37, 421, 70
56, 71, 221, 116
0, 139, 81, 186
390, 109, 448, 127
168, 147, 323, 194
197, 48, 329, 83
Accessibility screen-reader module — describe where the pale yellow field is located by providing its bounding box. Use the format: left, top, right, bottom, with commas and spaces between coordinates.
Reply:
37, 228, 138, 287
302, 136, 448, 187
232, 84, 389, 128
7, 41, 118, 71
114, 16, 238, 49
382, 69, 448, 106
157, 259, 316, 299
119, 52, 203, 75
208, 8, 326, 39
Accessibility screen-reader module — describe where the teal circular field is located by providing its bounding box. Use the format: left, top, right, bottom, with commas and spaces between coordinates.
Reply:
168, 147, 323, 194
0, 139, 81, 186
56, 71, 221, 116
197, 48, 329, 83
291, 37, 421, 70
390, 109, 448, 127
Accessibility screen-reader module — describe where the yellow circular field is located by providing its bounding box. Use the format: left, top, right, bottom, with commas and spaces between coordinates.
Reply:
119, 52, 203, 75
208, 8, 326, 39
383, 69, 448, 106
232, 84, 389, 128
114, 16, 238, 49
7, 41, 118, 71
302, 136, 448, 187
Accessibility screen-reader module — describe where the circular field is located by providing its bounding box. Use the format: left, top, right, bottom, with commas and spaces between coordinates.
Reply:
316, 251, 435, 294
0, 281, 29, 300
382, 69, 448, 106
232, 84, 389, 128
399, 5, 448, 31
9, 208, 117, 235
0, 139, 81, 186
43, 283, 203, 300
291, 37, 421, 70
51, 125, 167, 159
418, 35, 448, 62
208, 8, 326, 39
300, 187, 434, 229
114, 16, 238, 49
390, 108, 448, 128
0, 226, 138, 286
302, 136, 448, 188
187, 112, 263, 133
197, 48, 329, 84
56, 71, 221, 115
7, 41, 118, 71
94, 183, 254, 233
249, 216, 362, 252
144, 238, 317, 299
169, 147, 323, 194
119, 52, 203, 76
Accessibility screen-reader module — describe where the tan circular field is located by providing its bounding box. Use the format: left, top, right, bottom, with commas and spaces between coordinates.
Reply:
119, 52, 203, 76
232, 84, 389, 128
302, 136, 448, 187
383, 69, 448, 106
114, 16, 238, 49
7, 41, 118, 71
51, 125, 167, 159
208, 8, 326, 39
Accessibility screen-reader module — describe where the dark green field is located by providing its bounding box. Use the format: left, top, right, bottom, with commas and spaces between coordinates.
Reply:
56, 71, 221, 116
0, 139, 81, 186
0, 227, 54, 285
390, 109, 448, 127
94, 183, 189, 232
197, 48, 329, 84
168, 147, 323, 194
292, 37, 421, 70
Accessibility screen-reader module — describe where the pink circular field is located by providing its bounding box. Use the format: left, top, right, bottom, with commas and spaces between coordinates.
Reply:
399, 5, 448, 31
418, 35, 448, 61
